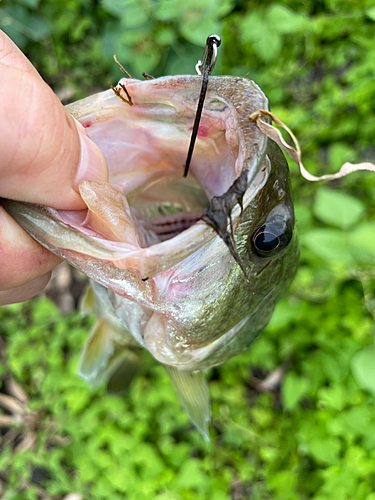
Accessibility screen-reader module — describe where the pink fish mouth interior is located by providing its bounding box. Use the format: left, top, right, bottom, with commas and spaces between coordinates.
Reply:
61, 80, 242, 248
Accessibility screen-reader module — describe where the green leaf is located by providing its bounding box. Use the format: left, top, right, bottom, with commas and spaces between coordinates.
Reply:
131, 43, 162, 74
240, 12, 266, 44
121, 6, 150, 28
366, 7, 375, 21
282, 373, 310, 410
26, 16, 51, 40
318, 384, 346, 411
302, 228, 353, 263
18, 0, 40, 8
164, 44, 203, 75
266, 4, 309, 34
307, 437, 341, 465
252, 29, 282, 62
215, 0, 234, 18
101, 0, 131, 17
0, 6, 50, 45
180, 16, 219, 46
63, 389, 91, 413
344, 446, 373, 477
349, 223, 375, 261
328, 143, 356, 169
340, 407, 373, 436
155, 27, 176, 46
174, 459, 207, 489
313, 188, 365, 229
351, 347, 375, 397
240, 12, 282, 61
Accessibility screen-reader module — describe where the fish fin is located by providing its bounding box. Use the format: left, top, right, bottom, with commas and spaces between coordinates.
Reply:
79, 319, 115, 384
164, 366, 211, 441
79, 285, 96, 316
107, 350, 140, 394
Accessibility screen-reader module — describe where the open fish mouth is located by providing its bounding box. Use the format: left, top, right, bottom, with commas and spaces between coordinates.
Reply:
8, 75, 270, 281
67, 75, 269, 249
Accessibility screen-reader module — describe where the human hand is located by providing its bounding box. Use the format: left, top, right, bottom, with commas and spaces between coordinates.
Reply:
0, 31, 109, 305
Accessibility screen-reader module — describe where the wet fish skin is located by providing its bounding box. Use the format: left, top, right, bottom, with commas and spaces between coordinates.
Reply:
3, 75, 299, 438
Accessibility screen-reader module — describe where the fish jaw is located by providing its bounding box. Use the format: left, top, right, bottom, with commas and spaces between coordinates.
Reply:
108, 142, 299, 370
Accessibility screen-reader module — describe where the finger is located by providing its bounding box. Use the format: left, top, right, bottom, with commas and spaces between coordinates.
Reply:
0, 207, 61, 291
0, 31, 87, 138
0, 30, 41, 76
0, 64, 108, 210
0, 272, 52, 306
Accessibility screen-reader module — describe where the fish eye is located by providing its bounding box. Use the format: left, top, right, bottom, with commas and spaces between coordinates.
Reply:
252, 225, 281, 254
249, 206, 293, 258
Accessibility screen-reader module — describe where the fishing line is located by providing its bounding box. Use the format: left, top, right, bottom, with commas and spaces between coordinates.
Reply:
183, 34, 221, 178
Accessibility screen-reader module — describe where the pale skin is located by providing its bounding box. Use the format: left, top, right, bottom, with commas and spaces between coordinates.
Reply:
0, 31, 109, 305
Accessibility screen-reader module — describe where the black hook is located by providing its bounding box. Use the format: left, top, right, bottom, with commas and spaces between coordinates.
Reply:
183, 35, 221, 178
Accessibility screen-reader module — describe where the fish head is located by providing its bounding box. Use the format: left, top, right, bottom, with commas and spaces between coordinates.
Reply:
4, 75, 299, 371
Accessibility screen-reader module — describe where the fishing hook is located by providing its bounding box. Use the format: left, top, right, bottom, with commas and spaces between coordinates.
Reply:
183, 34, 221, 178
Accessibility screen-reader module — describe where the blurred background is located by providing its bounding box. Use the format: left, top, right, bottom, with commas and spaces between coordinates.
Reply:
1, 1, 375, 499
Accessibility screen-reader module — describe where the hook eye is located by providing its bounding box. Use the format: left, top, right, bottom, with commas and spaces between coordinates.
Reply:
195, 34, 221, 76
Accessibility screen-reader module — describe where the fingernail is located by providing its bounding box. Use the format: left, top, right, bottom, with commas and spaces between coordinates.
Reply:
74, 131, 108, 189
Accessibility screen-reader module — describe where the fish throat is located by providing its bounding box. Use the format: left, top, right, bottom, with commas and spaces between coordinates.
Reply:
129, 172, 210, 245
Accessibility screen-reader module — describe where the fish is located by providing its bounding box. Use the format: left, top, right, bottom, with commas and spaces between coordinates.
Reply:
3, 74, 299, 439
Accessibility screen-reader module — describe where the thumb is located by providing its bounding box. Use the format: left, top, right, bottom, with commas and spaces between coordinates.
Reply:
0, 63, 108, 210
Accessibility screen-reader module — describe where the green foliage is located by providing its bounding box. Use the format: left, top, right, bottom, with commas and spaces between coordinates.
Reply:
1, 0, 375, 498
351, 348, 375, 397
240, 5, 309, 62
313, 189, 365, 230
3, 281, 375, 499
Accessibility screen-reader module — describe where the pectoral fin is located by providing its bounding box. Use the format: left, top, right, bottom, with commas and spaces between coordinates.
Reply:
106, 351, 140, 394
79, 285, 96, 316
79, 319, 115, 384
164, 366, 211, 441
79, 316, 140, 392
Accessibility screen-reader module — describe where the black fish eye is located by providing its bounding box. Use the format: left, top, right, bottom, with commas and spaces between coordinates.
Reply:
253, 226, 281, 254
250, 216, 293, 258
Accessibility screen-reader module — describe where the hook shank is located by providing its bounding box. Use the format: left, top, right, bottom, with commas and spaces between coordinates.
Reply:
183, 35, 221, 178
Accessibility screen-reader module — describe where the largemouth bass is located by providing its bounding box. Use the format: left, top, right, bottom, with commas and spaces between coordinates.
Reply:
4, 75, 299, 438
